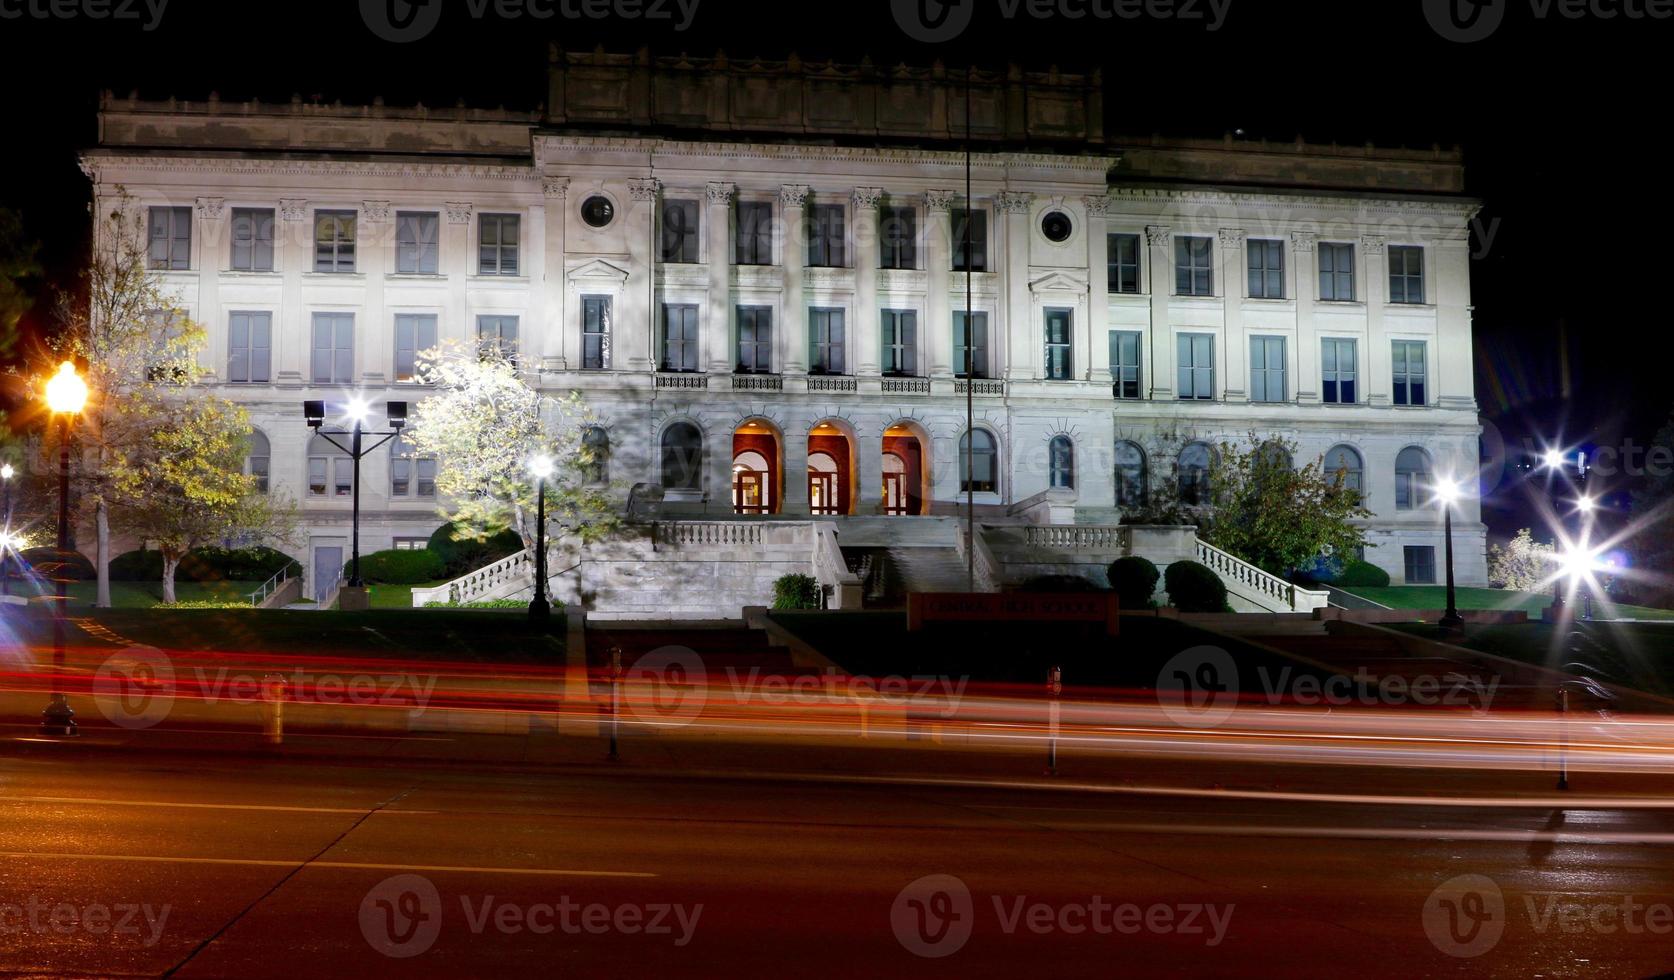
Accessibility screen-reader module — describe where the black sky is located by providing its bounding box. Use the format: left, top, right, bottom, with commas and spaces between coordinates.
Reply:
1, 0, 1666, 539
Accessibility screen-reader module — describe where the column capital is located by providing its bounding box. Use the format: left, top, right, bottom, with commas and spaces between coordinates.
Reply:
1081, 195, 1111, 216
1289, 230, 1317, 252
629, 178, 661, 202
1217, 228, 1245, 248
779, 184, 810, 208
1360, 235, 1387, 255
445, 202, 473, 225
851, 186, 883, 211
706, 181, 736, 206
1145, 224, 1171, 248
279, 199, 308, 222
361, 200, 391, 223
996, 191, 1033, 214
925, 189, 958, 212
194, 196, 225, 220
542, 176, 570, 199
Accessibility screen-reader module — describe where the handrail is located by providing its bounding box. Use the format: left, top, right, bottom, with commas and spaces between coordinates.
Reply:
247, 560, 303, 607
413, 546, 534, 607
957, 526, 1003, 592
1023, 525, 1128, 551
811, 522, 863, 608
1193, 537, 1329, 612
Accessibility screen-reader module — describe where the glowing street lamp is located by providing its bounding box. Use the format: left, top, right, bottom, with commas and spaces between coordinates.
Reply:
1, 461, 14, 598
528, 454, 554, 622
1435, 477, 1465, 635
42, 361, 87, 736
1541, 448, 1565, 471
303, 397, 407, 604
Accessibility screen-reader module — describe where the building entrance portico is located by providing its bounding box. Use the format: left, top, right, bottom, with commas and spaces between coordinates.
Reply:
732, 420, 781, 515
882, 422, 929, 516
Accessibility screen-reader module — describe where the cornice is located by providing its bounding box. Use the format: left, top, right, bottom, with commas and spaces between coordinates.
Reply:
1105, 186, 1478, 218
533, 133, 1118, 176
80, 153, 541, 184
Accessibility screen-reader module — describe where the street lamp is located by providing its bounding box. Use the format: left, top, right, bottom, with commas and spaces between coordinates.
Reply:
304, 397, 407, 609
1, 461, 15, 598
1435, 477, 1465, 635
528, 454, 553, 622
42, 361, 87, 736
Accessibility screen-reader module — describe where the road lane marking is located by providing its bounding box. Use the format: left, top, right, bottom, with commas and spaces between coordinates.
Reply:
0, 795, 439, 815
1071, 824, 1674, 845
0, 851, 655, 877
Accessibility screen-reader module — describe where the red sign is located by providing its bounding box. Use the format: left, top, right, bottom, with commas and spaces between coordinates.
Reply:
907, 593, 1119, 636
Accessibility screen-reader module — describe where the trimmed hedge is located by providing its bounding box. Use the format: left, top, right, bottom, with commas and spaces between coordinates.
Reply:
19, 547, 94, 582
1337, 559, 1391, 588
1108, 556, 1161, 610
428, 523, 524, 578
1165, 560, 1229, 613
772, 573, 821, 610
349, 548, 446, 585
110, 546, 294, 583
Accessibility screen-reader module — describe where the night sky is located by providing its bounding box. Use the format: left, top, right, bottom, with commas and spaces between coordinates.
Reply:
1, 0, 1664, 540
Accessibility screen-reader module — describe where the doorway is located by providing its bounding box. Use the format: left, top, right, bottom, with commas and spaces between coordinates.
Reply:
312, 545, 343, 601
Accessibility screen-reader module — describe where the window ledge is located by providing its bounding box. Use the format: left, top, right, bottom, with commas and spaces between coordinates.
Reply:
387, 273, 445, 281
1315, 300, 1366, 309
467, 275, 530, 284
223, 269, 281, 277
302, 272, 366, 280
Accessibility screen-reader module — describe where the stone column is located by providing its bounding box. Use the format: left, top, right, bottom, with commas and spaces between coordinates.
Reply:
541, 177, 569, 371
1219, 228, 1247, 402
277, 199, 308, 383
852, 187, 882, 376
779, 185, 809, 375
1291, 231, 1319, 403
1145, 225, 1173, 399
361, 201, 395, 386
706, 425, 735, 515
925, 190, 955, 378
624, 178, 660, 372
998, 191, 1033, 381
856, 428, 883, 516
1362, 235, 1389, 406
705, 182, 734, 374
193, 197, 226, 379
782, 428, 810, 515
1084, 196, 1112, 384
1434, 240, 1475, 409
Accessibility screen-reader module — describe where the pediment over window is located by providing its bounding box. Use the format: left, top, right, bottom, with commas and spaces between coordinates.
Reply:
567, 259, 631, 285
1028, 269, 1088, 293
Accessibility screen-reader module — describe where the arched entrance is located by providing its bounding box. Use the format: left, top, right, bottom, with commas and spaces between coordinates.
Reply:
808, 420, 855, 515
882, 422, 928, 516
732, 419, 781, 514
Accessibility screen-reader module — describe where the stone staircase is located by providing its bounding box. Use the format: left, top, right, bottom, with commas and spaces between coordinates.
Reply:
831, 518, 976, 608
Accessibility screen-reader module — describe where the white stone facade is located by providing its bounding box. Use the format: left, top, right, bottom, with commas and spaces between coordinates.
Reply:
80, 64, 1488, 594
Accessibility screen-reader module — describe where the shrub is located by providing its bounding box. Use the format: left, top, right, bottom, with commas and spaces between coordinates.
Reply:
429, 597, 556, 610
1488, 528, 1555, 591
160, 599, 257, 609
1337, 559, 1391, 588
350, 549, 446, 585
772, 573, 822, 610
19, 547, 94, 582
1165, 560, 1228, 613
110, 548, 165, 581
1019, 574, 1100, 592
428, 523, 524, 578
1107, 556, 1160, 609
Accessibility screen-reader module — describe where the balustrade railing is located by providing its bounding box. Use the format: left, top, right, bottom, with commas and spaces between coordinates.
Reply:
1023, 525, 1128, 550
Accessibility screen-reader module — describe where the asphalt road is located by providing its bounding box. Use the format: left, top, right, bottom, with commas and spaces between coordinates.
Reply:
1, 741, 1672, 978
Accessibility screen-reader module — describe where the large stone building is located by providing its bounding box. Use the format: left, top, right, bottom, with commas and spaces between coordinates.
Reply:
79, 49, 1487, 610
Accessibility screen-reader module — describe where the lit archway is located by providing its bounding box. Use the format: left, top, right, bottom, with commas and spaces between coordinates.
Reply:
883, 421, 930, 516
732, 418, 782, 514
809, 418, 856, 515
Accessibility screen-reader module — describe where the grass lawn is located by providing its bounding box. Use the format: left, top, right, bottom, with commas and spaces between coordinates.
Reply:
367, 581, 449, 609
50, 580, 266, 610
1396, 620, 1674, 701
1342, 585, 1674, 621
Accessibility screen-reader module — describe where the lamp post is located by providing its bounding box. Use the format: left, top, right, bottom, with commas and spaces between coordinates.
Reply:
1, 462, 15, 598
304, 397, 407, 609
42, 361, 87, 737
528, 454, 553, 622
1435, 477, 1464, 635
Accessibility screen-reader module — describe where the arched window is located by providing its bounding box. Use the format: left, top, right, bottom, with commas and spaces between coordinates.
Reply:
1049, 435, 1075, 489
1115, 441, 1147, 508
1178, 442, 1211, 506
1259, 442, 1293, 471
959, 429, 998, 493
1324, 444, 1364, 497
660, 422, 703, 491
1395, 446, 1432, 510
582, 426, 610, 485
307, 434, 351, 498
1254, 441, 1292, 493
390, 434, 436, 499
245, 431, 271, 494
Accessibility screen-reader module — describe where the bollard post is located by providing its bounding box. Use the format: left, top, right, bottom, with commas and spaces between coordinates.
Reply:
607, 646, 622, 762
261, 672, 288, 747
1045, 665, 1062, 777
1556, 685, 1570, 791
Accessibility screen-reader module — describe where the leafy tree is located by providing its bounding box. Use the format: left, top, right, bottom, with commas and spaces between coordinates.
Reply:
0, 207, 41, 361
403, 342, 618, 555
1487, 528, 1555, 592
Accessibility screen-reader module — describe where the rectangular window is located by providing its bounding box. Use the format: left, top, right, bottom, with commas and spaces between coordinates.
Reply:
227, 312, 272, 383
882, 309, 918, 376
1177, 333, 1215, 400
147, 206, 191, 270
314, 211, 356, 273
248, 455, 270, 495
1319, 242, 1355, 301
310, 313, 354, 384
230, 208, 275, 272
1044, 308, 1073, 381
1321, 337, 1358, 404
1175, 236, 1213, 296
1392, 340, 1427, 406
1110, 330, 1142, 399
391, 439, 437, 499
735, 201, 773, 265
1404, 546, 1437, 585
394, 313, 438, 383
477, 315, 519, 364
661, 304, 699, 372
478, 213, 520, 275
880, 205, 917, 270
582, 295, 611, 370
334, 457, 353, 497
396, 212, 440, 274
1389, 245, 1425, 304
1108, 233, 1141, 294
808, 204, 845, 268
308, 457, 328, 497
1249, 336, 1287, 403
951, 208, 987, 272
736, 306, 773, 374
393, 538, 429, 551
809, 308, 846, 375
1247, 238, 1284, 299
660, 199, 700, 264
953, 311, 988, 379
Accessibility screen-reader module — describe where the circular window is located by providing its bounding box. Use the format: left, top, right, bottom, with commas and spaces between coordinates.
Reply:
581, 195, 615, 228
1040, 210, 1073, 243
